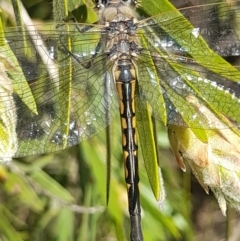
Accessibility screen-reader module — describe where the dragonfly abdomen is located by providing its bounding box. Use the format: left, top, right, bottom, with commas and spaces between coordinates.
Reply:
115, 59, 143, 240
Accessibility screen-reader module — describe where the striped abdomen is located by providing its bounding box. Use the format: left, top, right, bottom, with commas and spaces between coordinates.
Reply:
115, 59, 143, 241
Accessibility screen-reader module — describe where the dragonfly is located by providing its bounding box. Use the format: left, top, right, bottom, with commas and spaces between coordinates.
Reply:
1, 0, 240, 240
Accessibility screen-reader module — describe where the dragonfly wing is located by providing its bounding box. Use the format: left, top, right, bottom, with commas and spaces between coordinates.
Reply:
1, 24, 119, 157
137, 2, 240, 130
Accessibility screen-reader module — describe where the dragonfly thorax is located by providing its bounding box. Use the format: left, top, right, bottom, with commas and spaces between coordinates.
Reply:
102, 5, 141, 63
106, 20, 137, 35
106, 39, 141, 61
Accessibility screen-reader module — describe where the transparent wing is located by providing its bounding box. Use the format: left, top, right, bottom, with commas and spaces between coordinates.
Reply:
0, 23, 119, 157
2, 1, 240, 159
137, 1, 240, 129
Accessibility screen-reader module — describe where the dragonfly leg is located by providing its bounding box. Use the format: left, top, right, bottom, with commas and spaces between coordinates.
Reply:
58, 18, 102, 68
58, 33, 102, 69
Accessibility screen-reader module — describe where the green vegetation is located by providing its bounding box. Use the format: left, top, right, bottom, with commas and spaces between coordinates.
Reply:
0, 0, 239, 240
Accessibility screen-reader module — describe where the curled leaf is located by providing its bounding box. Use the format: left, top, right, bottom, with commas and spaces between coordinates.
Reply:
168, 95, 240, 215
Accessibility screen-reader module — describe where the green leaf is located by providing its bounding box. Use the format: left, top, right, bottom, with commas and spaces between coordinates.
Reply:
70, 3, 98, 23
0, 207, 23, 241
53, 208, 74, 241
163, 83, 208, 143
0, 203, 27, 228
34, 206, 61, 235
2, 171, 44, 212
81, 139, 124, 225
30, 169, 74, 203
141, 183, 182, 240
53, 1, 73, 149
70, 4, 88, 22
174, 65, 240, 126
138, 29, 167, 126
135, 92, 165, 201
0, 9, 5, 46
0, 1, 37, 114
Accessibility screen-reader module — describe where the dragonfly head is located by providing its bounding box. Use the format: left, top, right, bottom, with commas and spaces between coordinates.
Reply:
95, 0, 136, 8
96, 0, 138, 23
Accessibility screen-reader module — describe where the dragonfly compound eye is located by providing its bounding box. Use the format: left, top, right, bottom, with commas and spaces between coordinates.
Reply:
95, 0, 109, 9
